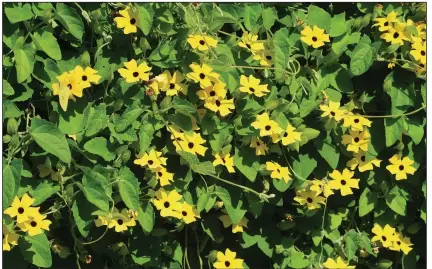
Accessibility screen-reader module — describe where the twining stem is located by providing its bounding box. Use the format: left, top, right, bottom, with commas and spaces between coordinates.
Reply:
281, 145, 307, 182
207, 174, 263, 199
193, 228, 203, 269
358, 105, 426, 119
318, 197, 328, 266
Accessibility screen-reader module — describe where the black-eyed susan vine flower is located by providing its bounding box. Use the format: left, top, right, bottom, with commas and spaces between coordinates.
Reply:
239, 74, 269, 97
320, 101, 347, 122
73, 66, 101, 88
196, 81, 227, 101
265, 161, 291, 183
219, 209, 249, 233
341, 129, 370, 153
52, 70, 85, 111
187, 34, 218, 51
4, 193, 40, 224
294, 189, 325, 210
389, 232, 413, 254
118, 59, 151, 83
114, 6, 138, 34
371, 224, 397, 248
309, 179, 334, 198
343, 114, 372, 131
252, 46, 274, 66
272, 123, 302, 145
238, 32, 265, 53
251, 112, 283, 137
3, 224, 19, 251
328, 169, 359, 196
380, 22, 409, 45
204, 97, 235, 117
386, 154, 417, 180
410, 39, 426, 65
95, 208, 137, 233
152, 167, 174, 186
249, 136, 268, 156
373, 11, 398, 32
152, 189, 183, 219
347, 152, 381, 172
17, 213, 52, 236
158, 70, 188, 96
213, 248, 244, 269
177, 132, 208, 156
323, 257, 355, 269
174, 202, 200, 224
213, 150, 235, 173
134, 149, 167, 169
186, 63, 220, 88
300, 25, 330, 48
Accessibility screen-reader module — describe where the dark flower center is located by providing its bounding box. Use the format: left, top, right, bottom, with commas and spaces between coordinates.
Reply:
82, 75, 88, 81
225, 261, 231, 267
222, 158, 226, 163
361, 156, 366, 162
266, 55, 272, 60
199, 40, 205, 45
158, 172, 163, 177
421, 50, 426, 56
249, 87, 255, 93
265, 125, 271, 131
312, 36, 318, 42
354, 118, 360, 123
18, 207, 25, 214
130, 18, 136, 25
384, 22, 389, 26
246, 44, 251, 49
188, 142, 194, 149
182, 211, 187, 216
393, 32, 400, 39
199, 73, 205, 79
397, 241, 401, 245
148, 160, 154, 165
216, 100, 221, 107
420, 63, 425, 68
330, 111, 336, 116
30, 221, 37, 227
307, 197, 313, 203
399, 165, 404, 171
283, 133, 288, 137
164, 202, 170, 208
169, 83, 175, 89
256, 142, 261, 146
354, 137, 360, 143
117, 219, 124, 225
67, 84, 72, 90
382, 236, 387, 241
133, 72, 139, 77
341, 180, 347, 185
210, 91, 216, 96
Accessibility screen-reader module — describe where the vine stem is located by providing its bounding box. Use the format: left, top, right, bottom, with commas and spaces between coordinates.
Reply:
357, 105, 426, 118
281, 145, 307, 182
193, 228, 203, 269
318, 197, 328, 266
207, 174, 263, 199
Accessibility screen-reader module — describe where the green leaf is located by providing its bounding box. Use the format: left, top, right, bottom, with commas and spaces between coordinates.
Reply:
84, 137, 115, 161
244, 4, 261, 32
3, 159, 22, 210
386, 186, 407, 216
118, 167, 141, 210
5, 3, 34, 24
406, 118, 424, 145
262, 7, 278, 30
72, 192, 98, 237
30, 181, 60, 206
137, 202, 155, 233
384, 117, 404, 147
307, 5, 331, 31
234, 147, 260, 182
215, 186, 246, 224
378, 259, 393, 269
300, 128, 320, 145
56, 3, 84, 40
32, 30, 62, 60
293, 153, 317, 179
115, 107, 143, 132
13, 46, 35, 83
139, 123, 155, 154
359, 187, 378, 217
350, 43, 374, 76
191, 161, 216, 176
330, 13, 348, 37
273, 28, 291, 82
85, 104, 108, 137
81, 168, 110, 212
345, 233, 357, 261
30, 118, 72, 164
58, 99, 91, 135
384, 70, 416, 114
20, 234, 52, 268
137, 5, 153, 35
172, 97, 196, 115
3, 80, 15, 96
316, 138, 339, 169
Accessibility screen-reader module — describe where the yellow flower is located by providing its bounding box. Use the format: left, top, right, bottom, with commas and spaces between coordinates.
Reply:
407, 19, 426, 40
187, 34, 218, 51
265, 162, 291, 183
251, 112, 283, 137
272, 124, 302, 145
239, 75, 269, 97
152, 167, 174, 186
174, 202, 200, 224
328, 169, 360, 196
4, 193, 40, 224
158, 70, 188, 96
252, 47, 274, 66
410, 40, 426, 65
176, 132, 208, 156
323, 257, 355, 269
388, 61, 396, 69
389, 232, 413, 254
3, 224, 18, 251
17, 213, 51, 236
309, 179, 334, 198
219, 209, 249, 233
380, 22, 409, 45
294, 189, 325, 210
134, 149, 167, 169
52, 71, 84, 98
347, 152, 381, 172
213, 150, 235, 173
341, 129, 370, 153
152, 189, 182, 219
108, 208, 136, 232
94, 214, 110, 227
300, 25, 330, 48
72, 66, 101, 88
250, 137, 268, 156
343, 114, 372, 131
320, 101, 347, 121
386, 154, 417, 180
204, 97, 235, 117
371, 223, 396, 248
214, 248, 244, 269
118, 59, 151, 83
186, 63, 220, 88
238, 32, 264, 53
196, 81, 227, 101
114, 7, 138, 34
373, 11, 398, 32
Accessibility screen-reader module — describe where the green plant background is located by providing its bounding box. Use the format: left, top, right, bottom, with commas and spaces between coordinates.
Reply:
2, 2, 426, 269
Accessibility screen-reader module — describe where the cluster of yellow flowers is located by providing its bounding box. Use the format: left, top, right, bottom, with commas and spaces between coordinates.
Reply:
238, 32, 273, 66
371, 223, 413, 255
3, 194, 52, 250
51, 65, 100, 111
95, 208, 137, 233
152, 189, 200, 224
134, 149, 174, 186
373, 11, 426, 70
